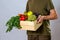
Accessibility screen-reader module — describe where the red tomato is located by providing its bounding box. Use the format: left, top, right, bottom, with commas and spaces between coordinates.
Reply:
25, 15, 28, 19
21, 15, 25, 18
20, 17, 25, 21
19, 14, 28, 21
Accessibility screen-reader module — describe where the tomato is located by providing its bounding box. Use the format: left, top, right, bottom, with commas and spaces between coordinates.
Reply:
20, 17, 25, 21
19, 14, 28, 21
25, 15, 28, 19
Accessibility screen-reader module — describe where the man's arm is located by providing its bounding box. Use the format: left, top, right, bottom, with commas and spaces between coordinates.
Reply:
43, 9, 57, 20
37, 9, 58, 23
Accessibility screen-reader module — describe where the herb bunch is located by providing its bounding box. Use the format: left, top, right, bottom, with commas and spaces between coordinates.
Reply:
6, 16, 21, 32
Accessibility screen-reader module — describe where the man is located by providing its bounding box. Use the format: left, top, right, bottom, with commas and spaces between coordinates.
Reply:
26, 0, 57, 40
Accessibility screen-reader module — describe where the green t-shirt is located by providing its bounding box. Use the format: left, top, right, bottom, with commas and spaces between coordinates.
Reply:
26, 0, 54, 35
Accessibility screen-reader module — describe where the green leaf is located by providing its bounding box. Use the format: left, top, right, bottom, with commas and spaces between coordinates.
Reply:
6, 16, 22, 32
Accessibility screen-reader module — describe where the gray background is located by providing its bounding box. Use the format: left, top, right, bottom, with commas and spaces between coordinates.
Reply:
0, 0, 60, 40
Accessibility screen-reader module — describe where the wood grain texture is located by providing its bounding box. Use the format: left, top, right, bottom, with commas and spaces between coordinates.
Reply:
20, 20, 42, 31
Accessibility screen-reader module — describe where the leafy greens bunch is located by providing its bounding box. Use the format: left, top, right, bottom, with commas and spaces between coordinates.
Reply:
6, 16, 21, 32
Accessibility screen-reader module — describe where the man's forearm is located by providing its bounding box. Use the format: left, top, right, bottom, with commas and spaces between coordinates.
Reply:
43, 9, 58, 20
36, 9, 58, 23
43, 13, 57, 20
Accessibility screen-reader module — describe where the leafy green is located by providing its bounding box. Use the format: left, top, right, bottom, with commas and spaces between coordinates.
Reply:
6, 16, 21, 32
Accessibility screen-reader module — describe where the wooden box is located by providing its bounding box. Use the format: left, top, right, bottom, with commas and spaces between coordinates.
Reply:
20, 20, 42, 31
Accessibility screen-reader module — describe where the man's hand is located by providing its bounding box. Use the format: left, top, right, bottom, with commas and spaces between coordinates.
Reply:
37, 15, 44, 23
37, 9, 58, 24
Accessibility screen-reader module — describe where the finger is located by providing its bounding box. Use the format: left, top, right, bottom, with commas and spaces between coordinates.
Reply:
38, 15, 41, 19
37, 19, 41, 23
37, 15, 41, 21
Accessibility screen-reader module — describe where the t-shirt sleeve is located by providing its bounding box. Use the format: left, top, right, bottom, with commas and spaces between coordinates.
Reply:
47, 0, 54, 11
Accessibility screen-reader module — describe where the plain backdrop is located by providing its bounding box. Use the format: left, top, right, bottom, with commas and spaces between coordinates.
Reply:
0, 0, 60, 40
